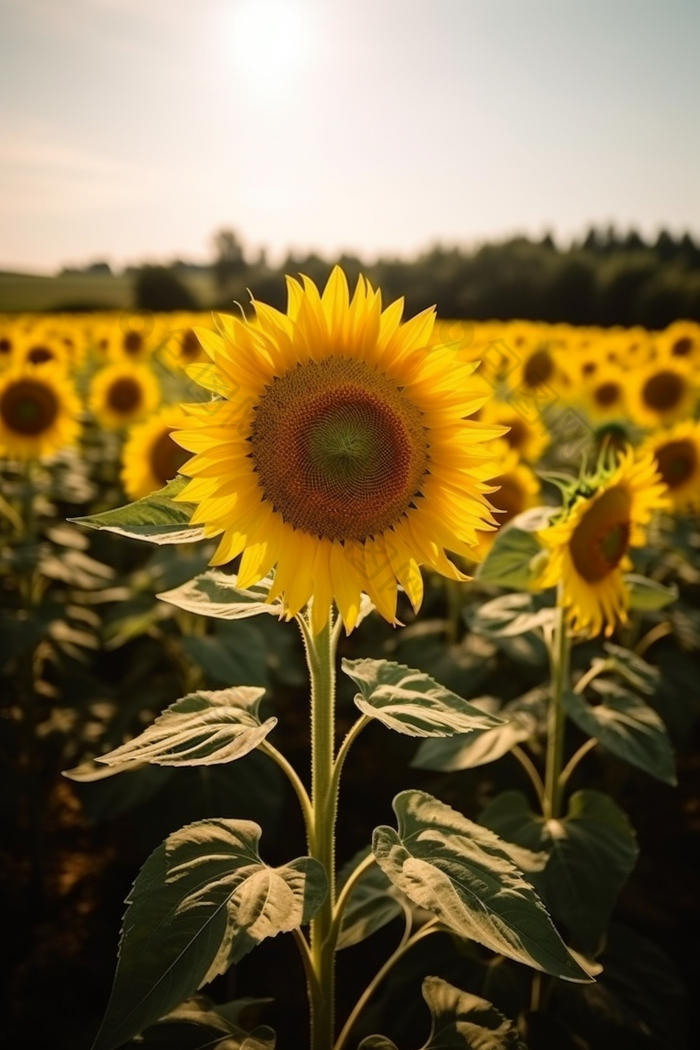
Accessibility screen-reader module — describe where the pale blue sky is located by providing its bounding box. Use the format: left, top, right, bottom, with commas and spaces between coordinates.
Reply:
1, 0, 698, 272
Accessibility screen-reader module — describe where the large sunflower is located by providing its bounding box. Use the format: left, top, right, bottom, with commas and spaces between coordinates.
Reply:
0, 364, 81, 460
174, 267, 506, 633
639, 421, 700, 513
89, 362, 160, 429
537, 449, 669, 637
121, 405, 191, 500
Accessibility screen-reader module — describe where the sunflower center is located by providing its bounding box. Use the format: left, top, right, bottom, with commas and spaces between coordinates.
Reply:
493, 476, 524, 527
504, 418, 528, 450
581, 361, 597, 376
107, 377, 143, 414
655, 439, 696, 489
642, 371, 684, 412
150, 428, 190, 486
250, 357, 428, 541
671, 337, 692, 357
27, 345, 54, 365
570, 486, 631, 583
523, 348, 554, 388
594, 381, 620, 407
0, 379, 59, 436
123, 331, 143, 355
0, 338, 11, 355
180, 329, 200, 361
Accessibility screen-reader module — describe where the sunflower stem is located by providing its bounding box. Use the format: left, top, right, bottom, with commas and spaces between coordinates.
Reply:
543, 588, 571, 822
299, 610, 339, 1050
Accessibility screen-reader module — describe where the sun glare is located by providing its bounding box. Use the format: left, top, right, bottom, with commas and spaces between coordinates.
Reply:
228, 1, 314, 98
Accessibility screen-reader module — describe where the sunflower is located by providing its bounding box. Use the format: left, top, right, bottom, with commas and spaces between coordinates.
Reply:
470, 444, 541, 561
480, 398, 548, 463
17, 331, 70, 372
121, 405, 191, 500
628, 356, 697, 427
582, 363, 628, 421
89, 362, 160, 429
173, 267, 506, 634
537, 449, 669, 637
639, 421, 700, 513
660, 320, 700, 364
0, 364, 81, 460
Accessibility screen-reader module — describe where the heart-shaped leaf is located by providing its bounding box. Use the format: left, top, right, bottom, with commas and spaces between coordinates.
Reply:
468, 592, 556, 638
412, 688, 547, 771
475, 508, 553, 589
137, 994, 276, 1049
359, 977, 528, 1049
480, 789, 639, 956
336, 849, 408, 950
624, 574, 678, 611
92, 818, 326, 1050
342, 659, 505, 737
159, 572, 284, 620
563, 681, 676, 784
92, 687, 274, 768
372, 790, 589, 981
71, 478, 203, 545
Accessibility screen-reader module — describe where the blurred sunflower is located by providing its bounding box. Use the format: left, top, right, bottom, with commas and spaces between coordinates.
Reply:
121, 405, 191, 500
0, 365, 81, 460
640, 421, 700, 512
89, 363, 160, 429
480, 399, 548, 462
628, 357, 697, 426
471, 444, 540, 561
17, 332, 70, 371
174, 266, 506, 633
536, 449, 668, 637
582, 364, 628, 421
660, 320, 700, 364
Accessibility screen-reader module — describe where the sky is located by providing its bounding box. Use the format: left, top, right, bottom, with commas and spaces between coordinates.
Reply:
0, 0, 699, 273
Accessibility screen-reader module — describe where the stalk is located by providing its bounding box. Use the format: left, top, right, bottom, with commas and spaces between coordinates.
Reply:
298, 612, 339, 1050
543, 588, 571, 822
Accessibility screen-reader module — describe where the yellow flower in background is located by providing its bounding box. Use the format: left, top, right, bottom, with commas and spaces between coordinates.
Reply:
174, 267, 506, 634
581, 363, 628, 421
0, 365, 81, 460
640, 421, 700, 513
470, 444, 541, 562
537, 449, 669, 637
16, 331, 71, 372
480, 399, 549, 463
121, 405, 191, 500
89, 362, 160, 429
660, 320, 700, 364
628, 356, 697, 427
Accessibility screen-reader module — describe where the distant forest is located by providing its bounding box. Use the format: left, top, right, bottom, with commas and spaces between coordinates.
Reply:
85, 227, 700, 327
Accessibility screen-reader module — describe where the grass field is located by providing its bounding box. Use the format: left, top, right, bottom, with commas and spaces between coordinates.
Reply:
0, 270, 217, 312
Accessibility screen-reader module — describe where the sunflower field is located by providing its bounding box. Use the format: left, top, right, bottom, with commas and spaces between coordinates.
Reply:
2, 277, 699, 1050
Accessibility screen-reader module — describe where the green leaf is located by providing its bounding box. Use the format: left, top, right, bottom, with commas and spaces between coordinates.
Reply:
136, 994, 276, 1049
341, 658, 505, 737
159, 571, 284, 620
601, 642, 660, 695
624, 574, 678, 611
475, 508, 553, 590
412, 688, 547, 772
181, 634, 268, 688
92, 818, 326, 1050
71, 478, 204, 545
359, 976, 528, 1049
563, 681, 676, 784
337, 849, 408, 950
468, 592, 556, 638
480, 789, 639, 955
372, 790, 590, 981
92, 687, 274, 768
